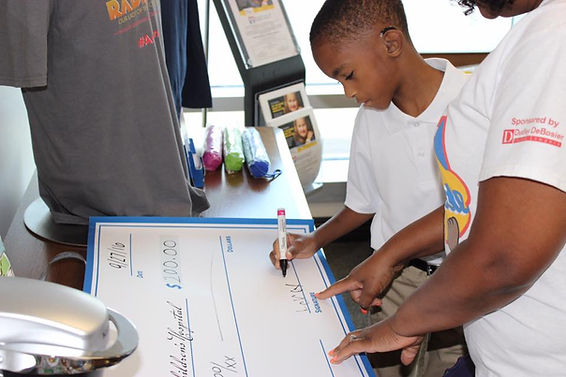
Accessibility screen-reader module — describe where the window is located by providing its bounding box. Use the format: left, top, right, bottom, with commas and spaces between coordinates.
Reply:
187, 0, 515, 172
199, 0, 514, 90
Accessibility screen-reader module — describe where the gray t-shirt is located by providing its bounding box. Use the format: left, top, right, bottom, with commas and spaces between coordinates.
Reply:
0, 0, 209, 224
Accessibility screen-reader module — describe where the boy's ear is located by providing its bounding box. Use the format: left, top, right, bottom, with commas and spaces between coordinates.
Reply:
382, 29, 403, 57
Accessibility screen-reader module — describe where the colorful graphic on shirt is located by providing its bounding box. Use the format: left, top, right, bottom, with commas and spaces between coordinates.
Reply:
105, 0, 160, 46
106, 0, 148, 21
434, 115, 471, 250
139, 30, 159, 48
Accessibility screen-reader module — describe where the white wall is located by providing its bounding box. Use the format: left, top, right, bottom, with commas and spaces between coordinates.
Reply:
0, 86, 35, 239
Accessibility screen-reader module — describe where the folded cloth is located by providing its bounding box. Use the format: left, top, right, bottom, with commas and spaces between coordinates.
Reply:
242, 127, 271, 178
223, 127, 244, 173
203, 124, 223, 171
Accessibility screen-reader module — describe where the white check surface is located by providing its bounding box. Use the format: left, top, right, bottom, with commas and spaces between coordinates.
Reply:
85, 217, 375, 377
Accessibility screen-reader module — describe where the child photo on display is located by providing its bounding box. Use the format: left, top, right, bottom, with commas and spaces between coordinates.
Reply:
259, 83, 310, 123
292, 116, 314, 146
283, 91, 304, 113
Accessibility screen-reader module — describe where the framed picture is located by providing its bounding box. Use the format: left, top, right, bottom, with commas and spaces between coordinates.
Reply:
270, 111, 316, 149
258, 82, 310, 123
267, 107, 321, 188
218, 0, 300, 68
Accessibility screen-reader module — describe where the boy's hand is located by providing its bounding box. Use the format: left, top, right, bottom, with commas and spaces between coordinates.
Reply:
316, 251, 403, 310
269, 232, 319, 269
328, 318, 423, 366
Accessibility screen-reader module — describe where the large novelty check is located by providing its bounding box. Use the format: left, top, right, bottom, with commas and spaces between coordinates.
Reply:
84, 217, 375, 377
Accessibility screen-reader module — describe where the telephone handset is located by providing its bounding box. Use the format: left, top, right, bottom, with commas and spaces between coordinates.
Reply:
0, 277, 137, 375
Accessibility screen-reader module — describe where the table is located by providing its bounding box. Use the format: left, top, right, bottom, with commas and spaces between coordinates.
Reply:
4, 127, 311, 289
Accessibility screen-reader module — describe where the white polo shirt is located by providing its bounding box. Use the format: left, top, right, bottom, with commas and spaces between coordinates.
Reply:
435, 0, 566, 374
345, 58, 469, 265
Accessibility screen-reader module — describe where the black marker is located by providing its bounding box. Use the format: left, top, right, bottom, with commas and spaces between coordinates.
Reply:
277, 208, 288, 277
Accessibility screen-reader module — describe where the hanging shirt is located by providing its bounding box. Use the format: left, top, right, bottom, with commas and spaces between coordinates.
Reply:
161, 0, 212, 115
0, 0, 209, 224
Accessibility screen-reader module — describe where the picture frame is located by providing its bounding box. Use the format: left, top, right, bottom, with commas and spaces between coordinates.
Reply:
258, 82, 310, 123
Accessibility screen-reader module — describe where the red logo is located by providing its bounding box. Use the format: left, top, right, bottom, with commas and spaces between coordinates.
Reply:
502, 128, 562, 147
139, 30, 159, 48
502, 129, 514, 144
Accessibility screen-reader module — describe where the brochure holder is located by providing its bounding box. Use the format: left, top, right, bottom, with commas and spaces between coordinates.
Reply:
212, 0, 305, 127
212, 0, 323, 191
258, 85, 322, 191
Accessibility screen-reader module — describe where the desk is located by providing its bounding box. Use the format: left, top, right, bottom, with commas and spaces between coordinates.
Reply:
4, 127, 311, 289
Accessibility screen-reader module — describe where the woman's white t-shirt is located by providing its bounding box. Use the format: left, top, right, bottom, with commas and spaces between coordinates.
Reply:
435, 0, 566, 374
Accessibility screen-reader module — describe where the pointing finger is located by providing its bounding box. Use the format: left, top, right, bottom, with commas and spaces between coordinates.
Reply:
316, 276, 361, 300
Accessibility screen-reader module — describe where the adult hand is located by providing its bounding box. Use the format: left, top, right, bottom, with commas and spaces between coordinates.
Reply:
269, 232, 319, 269
316, 251, 403, 310
329, 318, 423, 365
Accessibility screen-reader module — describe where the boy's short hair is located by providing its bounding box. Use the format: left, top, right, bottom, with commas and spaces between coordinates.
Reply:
310, 0, 410, 47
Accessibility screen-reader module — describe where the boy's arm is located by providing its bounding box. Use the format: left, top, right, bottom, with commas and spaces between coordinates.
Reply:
269, 206, 373, 268
318, 205, 445, 309
328, 177, 566, 364
310, 206, 373, 250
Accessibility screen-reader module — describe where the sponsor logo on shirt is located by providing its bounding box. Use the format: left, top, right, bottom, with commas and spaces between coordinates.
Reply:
434, 115, 471, 250
502, 116, 563, 147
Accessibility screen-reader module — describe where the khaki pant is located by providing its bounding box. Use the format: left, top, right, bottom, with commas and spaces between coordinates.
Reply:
368, 266, 466, 377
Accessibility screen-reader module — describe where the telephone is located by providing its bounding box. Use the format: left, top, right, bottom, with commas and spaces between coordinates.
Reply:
0, 277, 137, 375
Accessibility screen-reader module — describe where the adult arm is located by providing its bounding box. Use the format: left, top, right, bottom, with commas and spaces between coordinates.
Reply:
317, 205, 445, 309
329, 176, 566, 364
